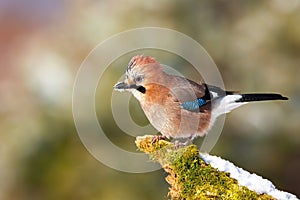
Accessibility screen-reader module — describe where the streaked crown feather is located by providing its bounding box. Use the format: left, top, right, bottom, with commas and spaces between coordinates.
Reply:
127, 55, 159, 71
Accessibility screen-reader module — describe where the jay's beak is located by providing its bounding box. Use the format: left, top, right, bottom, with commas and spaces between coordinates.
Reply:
114, 82, 139, 91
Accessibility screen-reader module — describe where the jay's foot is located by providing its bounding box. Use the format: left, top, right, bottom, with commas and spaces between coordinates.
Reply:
151, 135, 167, 145
174, 137, 193, 148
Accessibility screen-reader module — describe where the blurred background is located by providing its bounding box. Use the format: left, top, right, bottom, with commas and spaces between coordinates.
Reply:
1, 0, 300, 199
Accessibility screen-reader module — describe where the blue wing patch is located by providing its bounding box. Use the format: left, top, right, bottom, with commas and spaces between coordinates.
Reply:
181, 98, 206, 111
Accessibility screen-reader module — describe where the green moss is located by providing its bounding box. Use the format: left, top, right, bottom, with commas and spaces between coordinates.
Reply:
135, 135, 275, 200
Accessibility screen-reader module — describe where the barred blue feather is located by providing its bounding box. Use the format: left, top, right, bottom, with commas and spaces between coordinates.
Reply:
181, 98, 206, 111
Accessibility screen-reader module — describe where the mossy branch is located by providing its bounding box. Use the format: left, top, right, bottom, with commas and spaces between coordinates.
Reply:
135, 135, 275, 200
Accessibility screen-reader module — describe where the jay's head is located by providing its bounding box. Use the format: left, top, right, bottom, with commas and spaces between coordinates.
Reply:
114, 55, 163, 95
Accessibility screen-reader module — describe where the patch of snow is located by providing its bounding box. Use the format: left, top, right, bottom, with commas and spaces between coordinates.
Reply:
200, 153, 299, 200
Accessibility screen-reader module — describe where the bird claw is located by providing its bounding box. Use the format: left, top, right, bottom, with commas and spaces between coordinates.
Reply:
174, 138, 193, 148
151, 135, 167, 145
174, 140, 184, 148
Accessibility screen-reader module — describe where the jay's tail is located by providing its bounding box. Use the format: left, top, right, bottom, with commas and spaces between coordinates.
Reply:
212, 93, 288, 117
235, 93, 288, 103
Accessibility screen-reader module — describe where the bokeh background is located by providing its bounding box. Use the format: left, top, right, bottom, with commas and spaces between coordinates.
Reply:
1, 0, 300, 199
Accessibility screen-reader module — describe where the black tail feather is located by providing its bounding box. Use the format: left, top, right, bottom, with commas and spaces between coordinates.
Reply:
236, 93, 288, 103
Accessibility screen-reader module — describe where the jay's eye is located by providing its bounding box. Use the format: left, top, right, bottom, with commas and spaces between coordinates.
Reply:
135, 76, 143, 83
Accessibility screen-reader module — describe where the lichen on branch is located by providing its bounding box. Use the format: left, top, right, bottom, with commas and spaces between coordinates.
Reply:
135, 135, 275, 200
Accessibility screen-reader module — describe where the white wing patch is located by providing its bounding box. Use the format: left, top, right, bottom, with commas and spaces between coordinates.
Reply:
209, 91, 220, 98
